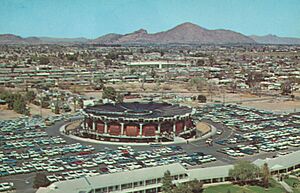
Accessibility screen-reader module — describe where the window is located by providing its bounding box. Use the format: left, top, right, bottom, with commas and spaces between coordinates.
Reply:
121, 183, 133, 190
139, 181, 144, 186
157, 178, 162, 183
172, 175, 178, 180
179, 174, 188, 179
145, 179, 156, 185
108, 186, 114, 191
146, 188, 157, 193
133, 182, 139, 187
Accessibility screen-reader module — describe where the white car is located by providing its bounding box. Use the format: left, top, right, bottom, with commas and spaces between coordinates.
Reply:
47, 175, 58, 183
0, 182, 14, 191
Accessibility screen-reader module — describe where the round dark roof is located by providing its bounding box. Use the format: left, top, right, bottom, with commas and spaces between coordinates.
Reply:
84, 102, 193, 119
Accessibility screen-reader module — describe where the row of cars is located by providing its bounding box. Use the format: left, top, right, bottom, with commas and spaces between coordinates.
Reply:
0, 142, 95, 176
2, 136, 66, 150
196, 104, 300, 157
43, 146, 217, 183
1, 144, 217, 180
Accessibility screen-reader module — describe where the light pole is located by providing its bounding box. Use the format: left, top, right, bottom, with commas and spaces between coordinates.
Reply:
39, 94, 43, 117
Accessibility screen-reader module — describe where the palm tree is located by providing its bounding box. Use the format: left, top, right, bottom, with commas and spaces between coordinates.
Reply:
261, 163, 270, 188
73, 97, 77, 112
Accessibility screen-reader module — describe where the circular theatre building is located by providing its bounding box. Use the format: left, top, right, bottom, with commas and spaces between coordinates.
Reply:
78, 102, 196, 143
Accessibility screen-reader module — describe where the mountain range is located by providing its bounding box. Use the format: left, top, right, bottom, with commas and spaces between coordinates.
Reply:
1, 22, 300, 45
250, 34, 300, 45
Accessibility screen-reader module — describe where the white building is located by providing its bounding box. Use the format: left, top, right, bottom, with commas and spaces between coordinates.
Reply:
37, 150, 300, 193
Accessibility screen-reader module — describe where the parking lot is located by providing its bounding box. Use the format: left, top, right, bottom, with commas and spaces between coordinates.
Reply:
1, 104, 300, 193
196, 104, 300, 158
0, 115, 216, 193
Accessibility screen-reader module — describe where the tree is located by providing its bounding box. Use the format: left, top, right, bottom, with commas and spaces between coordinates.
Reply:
229, 160, 260, 185
162, 170, 173, 193
197, 95, 207, 103
11, 64, 17, 73
54, 103, 60, 114
173, 184, 192, 193
291, 94, 295, 101
0, 91, 15, 109
102, 86, 117, 101
230, 81, 238, 93
66, 53, 78, 61
39, 56, 50, 65
116, 93, 123, 103
150, 68, 156, 78
25, 91, 36, 103
13, 97, 30, 115
33, 173, 50, 188
104, 59, 113, 66
187, 179, 203, 193
245, 71, 263, 89
173, 179, 203, 193
41, 100, 50, 108
208, 55, 215, 66
130, 69, 136, 74
0, 91, 30, 115
261, 163, 270, 188
39, 95, 50, 108
207, 82, 217, 101
281, 81, 293, 95
196, 59, 204, 66
73, 97, 77, 112
189, 77, 207, 92
94, 77, 104, 90
78, 98, 84, 109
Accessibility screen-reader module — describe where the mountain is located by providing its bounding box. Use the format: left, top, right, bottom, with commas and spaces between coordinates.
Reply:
0, 34, 43, 44
91, 22, 255, 44
38, 37, 89, 43
0, 34, 30, 44
2, 22, 300, 45
250, 34, 300, 45
0, 34, 88, 44
90, 33, 123, 44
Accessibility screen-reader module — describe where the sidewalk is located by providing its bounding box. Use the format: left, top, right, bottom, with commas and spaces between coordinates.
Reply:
273, 177, 293, 193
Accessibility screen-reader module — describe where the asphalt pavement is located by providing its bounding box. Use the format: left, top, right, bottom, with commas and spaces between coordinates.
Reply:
4, 118, 298, 193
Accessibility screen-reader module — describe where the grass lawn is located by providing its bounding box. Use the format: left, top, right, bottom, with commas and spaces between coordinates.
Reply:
203, 179, 285, 193
284, 177, 300, 193
284, 177, 299, 187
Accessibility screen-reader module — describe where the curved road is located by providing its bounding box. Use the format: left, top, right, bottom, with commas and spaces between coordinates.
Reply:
46, 118, 242, 165
46, 117, 300, 167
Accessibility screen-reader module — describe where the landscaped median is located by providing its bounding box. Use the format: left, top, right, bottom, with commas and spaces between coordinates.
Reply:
196, 122, 212, 135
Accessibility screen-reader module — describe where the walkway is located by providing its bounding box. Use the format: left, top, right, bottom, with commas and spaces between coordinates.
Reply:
273, 177, 293, 193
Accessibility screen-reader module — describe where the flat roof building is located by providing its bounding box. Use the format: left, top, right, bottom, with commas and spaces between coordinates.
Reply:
126, 61, 190, 69
36, 150, 300, 193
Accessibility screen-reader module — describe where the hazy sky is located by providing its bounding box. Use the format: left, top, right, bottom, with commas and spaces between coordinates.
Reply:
1, 0, 300, 38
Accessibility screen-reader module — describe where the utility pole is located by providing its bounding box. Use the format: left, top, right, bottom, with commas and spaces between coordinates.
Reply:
222, 87, 226, 104
39, 90, 43, 117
